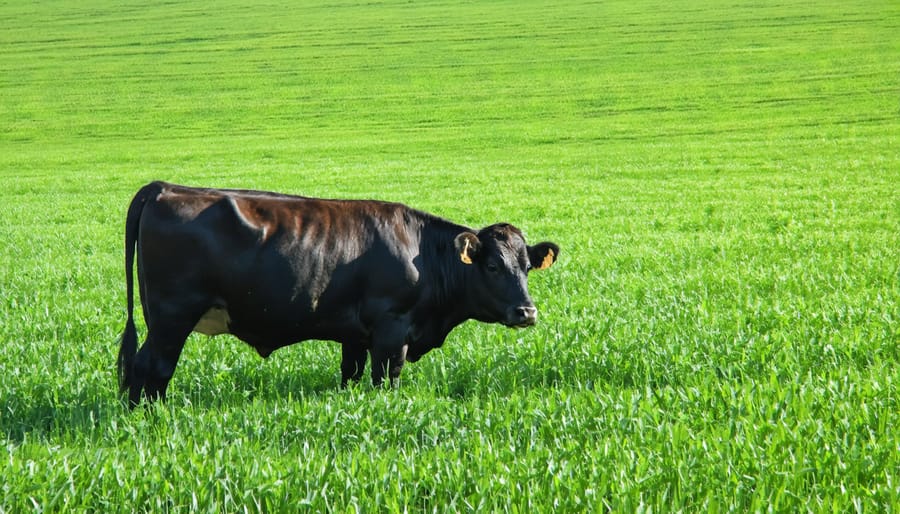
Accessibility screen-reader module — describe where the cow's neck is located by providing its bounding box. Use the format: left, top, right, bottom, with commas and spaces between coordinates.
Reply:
418, 216, 473, 306
411, 216, 481, 334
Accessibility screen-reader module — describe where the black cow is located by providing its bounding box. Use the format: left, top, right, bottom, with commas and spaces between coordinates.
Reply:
117, 181, 559, 406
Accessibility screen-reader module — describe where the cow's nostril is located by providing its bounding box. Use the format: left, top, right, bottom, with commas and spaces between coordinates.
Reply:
515, 306, 538, 324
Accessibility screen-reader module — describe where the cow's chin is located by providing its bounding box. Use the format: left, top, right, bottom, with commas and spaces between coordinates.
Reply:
503, 318, 536, 329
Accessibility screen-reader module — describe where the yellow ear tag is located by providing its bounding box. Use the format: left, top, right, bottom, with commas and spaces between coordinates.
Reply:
537, 248, 555, 270
460, 239, 473, 264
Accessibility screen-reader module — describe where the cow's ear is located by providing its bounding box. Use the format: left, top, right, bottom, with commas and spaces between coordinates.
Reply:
529, 242, 559, 271
454, 232, 481, 265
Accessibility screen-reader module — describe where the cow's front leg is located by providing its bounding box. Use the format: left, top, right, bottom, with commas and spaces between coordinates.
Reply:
340, 342, 368, 387
387, 344, 408, 385
371, 317, 409, 387
371, 345, 408, 388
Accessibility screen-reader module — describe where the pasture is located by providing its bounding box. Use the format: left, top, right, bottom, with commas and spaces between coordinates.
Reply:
1, 0, 898, 511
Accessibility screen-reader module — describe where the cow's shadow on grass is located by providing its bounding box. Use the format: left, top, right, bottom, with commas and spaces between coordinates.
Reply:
180, 360, 342, 406
1, 387, 117, 444
0, 365, 343, 443
2, 342, 560, 444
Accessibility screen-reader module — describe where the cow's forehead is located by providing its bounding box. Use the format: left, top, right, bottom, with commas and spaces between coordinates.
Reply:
479, 224, 527, 252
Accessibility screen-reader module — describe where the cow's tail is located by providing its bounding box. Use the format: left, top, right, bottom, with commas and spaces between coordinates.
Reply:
117, 182, 161, 398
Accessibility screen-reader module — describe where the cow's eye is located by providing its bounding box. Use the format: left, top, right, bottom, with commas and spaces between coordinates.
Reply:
486, 262, 499, 273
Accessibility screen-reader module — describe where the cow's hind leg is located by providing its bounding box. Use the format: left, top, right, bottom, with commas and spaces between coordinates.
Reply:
128, 317, 197, 406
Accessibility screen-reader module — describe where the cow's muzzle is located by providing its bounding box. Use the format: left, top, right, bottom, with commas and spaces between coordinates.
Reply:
507, 305, 538, 328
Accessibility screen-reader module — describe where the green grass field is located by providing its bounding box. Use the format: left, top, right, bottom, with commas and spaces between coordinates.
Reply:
2, 0, 899, 511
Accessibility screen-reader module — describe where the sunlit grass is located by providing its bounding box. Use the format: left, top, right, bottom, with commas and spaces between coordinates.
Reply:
1, 0, 899, 511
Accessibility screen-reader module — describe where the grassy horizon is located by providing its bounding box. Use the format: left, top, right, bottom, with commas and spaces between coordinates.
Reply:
2, 0, 899, 511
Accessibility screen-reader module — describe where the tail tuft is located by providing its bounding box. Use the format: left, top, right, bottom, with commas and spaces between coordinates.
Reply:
117, 315, 137, 396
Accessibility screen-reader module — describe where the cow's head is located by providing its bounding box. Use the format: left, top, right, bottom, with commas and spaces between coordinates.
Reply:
454, 223, 559, 327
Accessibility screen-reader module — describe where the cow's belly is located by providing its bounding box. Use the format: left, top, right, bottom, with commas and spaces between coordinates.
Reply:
194, 298, 370, 348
